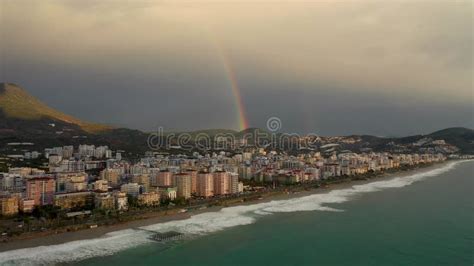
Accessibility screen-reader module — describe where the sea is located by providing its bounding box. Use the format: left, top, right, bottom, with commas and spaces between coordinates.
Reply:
0, 160, 472, 266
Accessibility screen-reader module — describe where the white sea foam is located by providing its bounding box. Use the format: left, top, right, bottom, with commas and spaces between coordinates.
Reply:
0, 160, 466, 265
0, 229, 153, 265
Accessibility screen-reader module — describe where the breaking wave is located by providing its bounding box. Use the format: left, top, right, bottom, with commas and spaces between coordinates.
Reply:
0, 161, 466, 265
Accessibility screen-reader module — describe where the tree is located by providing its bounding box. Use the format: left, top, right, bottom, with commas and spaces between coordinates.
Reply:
173, 197, 187, 206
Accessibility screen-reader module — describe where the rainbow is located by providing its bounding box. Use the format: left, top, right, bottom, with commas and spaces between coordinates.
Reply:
214, 40, 249, 131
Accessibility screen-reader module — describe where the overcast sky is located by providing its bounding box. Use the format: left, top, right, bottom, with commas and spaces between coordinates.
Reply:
1, 0, 472, 136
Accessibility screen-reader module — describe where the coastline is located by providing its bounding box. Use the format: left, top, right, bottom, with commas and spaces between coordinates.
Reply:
0, 161, 457, 253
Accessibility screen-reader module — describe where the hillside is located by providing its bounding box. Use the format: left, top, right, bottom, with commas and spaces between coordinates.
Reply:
0, 83, 111, 133
428, 127, 474, 139
0, 83, 472, 156
428, 127, 474, 153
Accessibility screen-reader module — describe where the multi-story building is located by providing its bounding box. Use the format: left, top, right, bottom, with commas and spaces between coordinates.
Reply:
94, 146, 110, 159
54, 192, 94, 210
0, 174, 23, 192
8, 167, 34, 177
213, 171, 230, 196
121, 183, 141, 198
26, 177, 56, 206
62, 146, 74, 159
175, 173, 192, 199
184, 169, 198, 194
196, 172, 214, 197
114, 192, 128, 211
132, 174, 150, 192
78, 145, 95, 158
93, 179, 109, 192
49, 159, 85, 173
56, 173, 88, 193
153, 170, 173, 187
19, 199, 35, 213
238, 166, 253, 180
100, 168, 121, 187
137, 192, 160, 206
0, 196, 19, 216
94, 192, 115, 210
229, 173, 239, 194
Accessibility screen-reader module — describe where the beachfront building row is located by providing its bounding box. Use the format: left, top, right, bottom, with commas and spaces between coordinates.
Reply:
0, 170, 243, 216
0, 152, 446, 216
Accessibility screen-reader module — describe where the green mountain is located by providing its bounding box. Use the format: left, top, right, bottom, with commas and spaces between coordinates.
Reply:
0, 83, 147, 156
0, 83, 111, 133
428, 127, 474, 153
428, 127, 474, 139
0, 83, 472, 156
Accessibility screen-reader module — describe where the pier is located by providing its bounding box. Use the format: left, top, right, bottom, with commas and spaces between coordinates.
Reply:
134, 228, 184, 242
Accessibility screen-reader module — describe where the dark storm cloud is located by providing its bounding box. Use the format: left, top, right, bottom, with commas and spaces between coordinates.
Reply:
1, 55, 238, 131
241, 80, 474, 136
0, 0, 472, 135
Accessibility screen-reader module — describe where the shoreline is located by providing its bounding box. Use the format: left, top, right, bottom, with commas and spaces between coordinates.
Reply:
0, 161, 456, 252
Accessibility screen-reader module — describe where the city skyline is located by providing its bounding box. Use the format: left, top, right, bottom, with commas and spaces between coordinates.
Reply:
1, 1, 473, 136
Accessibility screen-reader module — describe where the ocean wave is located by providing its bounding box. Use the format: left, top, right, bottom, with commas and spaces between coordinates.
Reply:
0, 161, 465, 265
0, 229, 152, 265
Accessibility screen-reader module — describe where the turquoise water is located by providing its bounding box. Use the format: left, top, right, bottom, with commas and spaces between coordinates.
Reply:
0, 161, 472, 265
77, 161, 473, 266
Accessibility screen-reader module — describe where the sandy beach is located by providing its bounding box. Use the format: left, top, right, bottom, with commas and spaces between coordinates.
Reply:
0, 162, 450, 253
